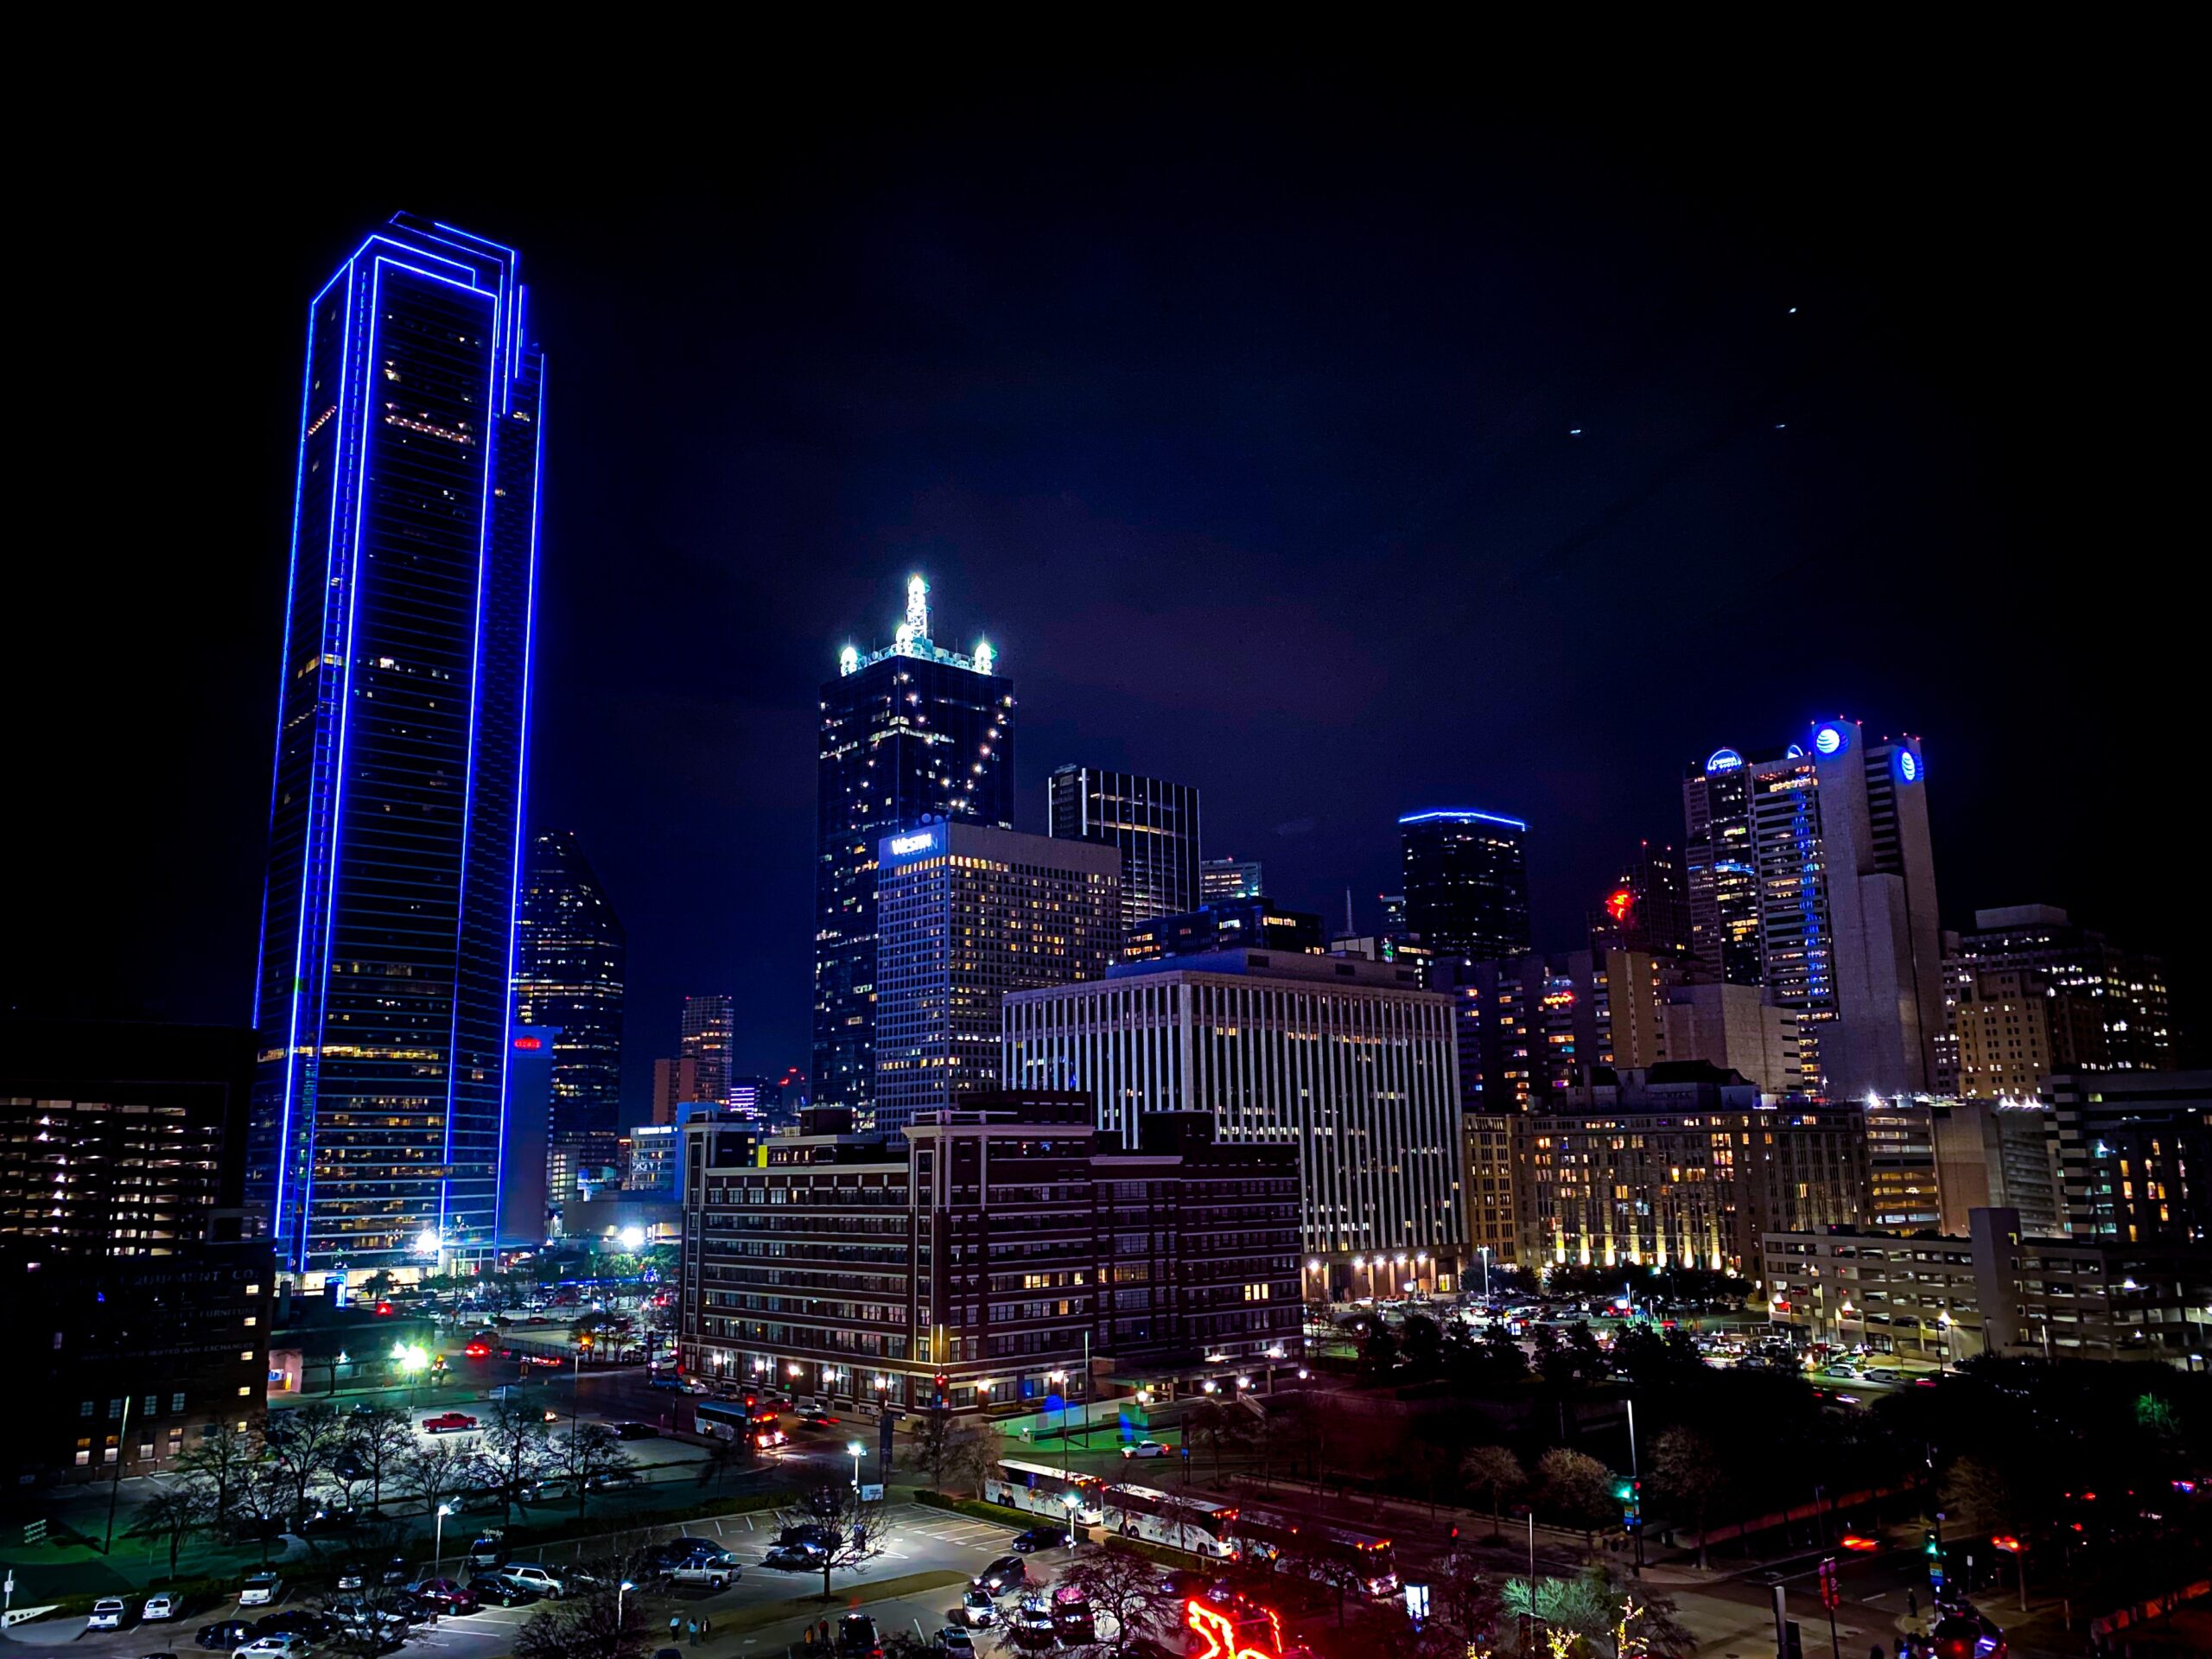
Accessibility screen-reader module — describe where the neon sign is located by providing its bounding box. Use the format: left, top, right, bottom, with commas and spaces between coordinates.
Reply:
1186, 1600, 1282, 1659
1704, 747, 1744, 773
1605, 887, 1635, 925
1813, 723, 1847, 756
512, 1036, 543, 1051
888, 831, 938, 856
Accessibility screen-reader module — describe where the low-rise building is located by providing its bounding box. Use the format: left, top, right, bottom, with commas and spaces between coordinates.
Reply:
677, 1096, 1300, 1413
1764, 1206, 2212, 1366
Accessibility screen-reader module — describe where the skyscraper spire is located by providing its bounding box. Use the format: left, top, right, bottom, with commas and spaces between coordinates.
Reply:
906, 572, 930, 641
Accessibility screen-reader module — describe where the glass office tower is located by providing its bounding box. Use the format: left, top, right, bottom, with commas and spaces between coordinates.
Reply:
812, 575, 1014, 1122
1400, 809, 1532, 965
249, 214, 543, 1277
513, 830, 626, 1137
1046, 765, 1201, 938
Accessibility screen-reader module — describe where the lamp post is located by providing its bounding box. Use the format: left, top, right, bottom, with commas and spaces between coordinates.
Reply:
1479, 1245, 1492, 1300
1937, 1312, 1955, 1375
434, 1503, 454, 1576
1062, 1489, 1081, 1550
617, 1578, 635, 1630
848, 1440, 865, 1493
1046, 1370, 1069, 1471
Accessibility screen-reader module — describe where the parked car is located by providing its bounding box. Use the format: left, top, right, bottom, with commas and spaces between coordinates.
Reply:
232, 1637, 312, 1659
763, 1543, 823, 1571
1053, 1595, 1096, 1641
973, 1555, 1027, 1596
197, 1622, 255, 1650
798, 1410, 841, 1427
143, 1592, 181, 1621
614, 1421, 661, 1440
422, 1412, 478, 1433
838, 1612, 882, 1657
88, 1599, 130, 1630
497, 1563, 568, 1599
1013, 1596, 1057, 1644
646, 1375, 685, 1392
334, 1563, 367, 1592
238, 1573, 283, 1607
406, 1577, 479, 1613
467, 1530, 506, 1570
938, 1628, 977, 1656
1009, 1526, 1068, 1553
957, 1589, 1000, 1627
1121, 1439, 1168, 1459
669, 1549, 741, 1588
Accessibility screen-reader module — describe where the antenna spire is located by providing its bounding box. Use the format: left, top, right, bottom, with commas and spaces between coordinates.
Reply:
906, 573, 930, 642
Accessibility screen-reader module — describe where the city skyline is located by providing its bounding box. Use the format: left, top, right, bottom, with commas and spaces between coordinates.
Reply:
14, 106, 2199, 1092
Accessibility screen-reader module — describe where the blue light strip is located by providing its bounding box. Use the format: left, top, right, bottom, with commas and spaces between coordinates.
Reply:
493, 357, 547, 1248
1397, 809, 1529, 831
436, 270, 506, 1245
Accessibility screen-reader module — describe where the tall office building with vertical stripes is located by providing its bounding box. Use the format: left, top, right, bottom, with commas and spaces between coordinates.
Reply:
1003, 950, 1466, 1281
249, 215, 543, 1276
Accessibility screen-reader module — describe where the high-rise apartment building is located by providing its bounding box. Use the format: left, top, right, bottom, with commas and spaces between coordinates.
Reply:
1953, 968, 2109, 1100
1739, 720, 1942, 1096
512, 830, 626, 1135
1400, 809, 1531, 965
1003, 950, 1466, 1283
813, 576, 1015, 1119
249, 215, 543, 1276
1588, 842, 1692, 964
1682, 750, 1764, 987
1439, 949, 1671, 1110
2044, 1071, 2212, 1245
1047, 766, 1200, 937
1201, 857, 1264, 904
679, 995, 734, 1109
1948, 906, 2176, 1076
873, 823, 1119, 1131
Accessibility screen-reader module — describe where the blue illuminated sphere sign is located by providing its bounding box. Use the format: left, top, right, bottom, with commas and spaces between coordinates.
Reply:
1814, 724, 1847, 756
1896, 749, 1921, 785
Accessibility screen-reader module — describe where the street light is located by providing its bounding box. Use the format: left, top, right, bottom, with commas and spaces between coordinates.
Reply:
433, 1503, 454, 1575
1046, 1369, 1069, 1470
1478, 1244, 1492, 1299
848, 1440, 865, 1491
1061, 1489, 1081, 1549
617, 1579, 636, 1629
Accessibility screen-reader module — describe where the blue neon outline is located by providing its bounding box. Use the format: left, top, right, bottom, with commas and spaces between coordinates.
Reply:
1704, 747, 1745, 774
435, 270, 506, 1247
1397, 809, 1529, 831
270, 262, 357, 1254
493, 354, 546, 1248
1812, 722, 1848, 757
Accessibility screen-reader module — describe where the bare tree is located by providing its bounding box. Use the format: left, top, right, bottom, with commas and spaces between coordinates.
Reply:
400, 1437, 476, 1517
125, 1484, 208, 1579
1649, 1427, 1725, 1569
474, 1396, 556, 1524
232, 1465, 295, 1564
171, 1418, 258, 1521
910, 1413, 999, 1495
1183, 1398, 1252, 1486
1459, 1444, 1524, 1541
513, 1573, 652, 1659
553, 1421, 639, 1517
345, 1403, 417, 1512
1055, 1541, 1182, 1659
793, 1476, 888, 1600
264, 1401, 348, 1524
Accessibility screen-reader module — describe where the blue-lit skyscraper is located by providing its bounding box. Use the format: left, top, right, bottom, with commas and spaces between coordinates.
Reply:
1401, 808, 1531, 965
249, 214, 543, 1277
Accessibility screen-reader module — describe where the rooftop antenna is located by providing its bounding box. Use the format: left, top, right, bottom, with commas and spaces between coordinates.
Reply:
1344, 887, 1356, 937
906, 573, 930, 642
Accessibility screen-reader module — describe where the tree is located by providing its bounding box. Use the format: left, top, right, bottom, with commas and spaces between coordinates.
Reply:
554, 1421, 638, 1517
1506, 1567, 1695, 1659
1564, 1322, 1609, 1386
232, 1465, 295, 1564
1290, 1548, 1368, 1626
1342, 1313, 1399, 1379
1535, 1448, 1618, 1552
1459, 1444, 1524, 1540
1649, 1427, 1724, 1569
344, 1403, 416, 1512
1056, 1541, 1181, 1659
1436, 1549, 1503, 1646
1184, 1398, 1252, 1485
1478, 1322, 1530, 1383
125, 1484, 208, 1579
513, 1575, 652, 1659
172, 1418, 257, 1522
792, 1476, 887, 1600
1401, 1313, 1446, 1376
1941, 1455, 2024, 1537
1608, 1325, 1670, 1389
401, 1436, 476, 1517
264, 1402, 347, 1525
908, 1408, 999, 1494
1335, 1600, 1462, 1659
475, 1396, 556, 1523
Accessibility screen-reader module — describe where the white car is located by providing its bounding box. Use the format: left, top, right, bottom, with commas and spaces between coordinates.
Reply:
234, 1637, 312, 1659
142, 1592, 181, 1620
498, 1562, 567, 1598
238, 1571, 283, 1606
86, 1598, 129, 1630
1121, 1439, 1168, 1459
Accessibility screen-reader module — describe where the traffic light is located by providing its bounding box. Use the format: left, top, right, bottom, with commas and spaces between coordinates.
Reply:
1618, 1478, 1642, 1529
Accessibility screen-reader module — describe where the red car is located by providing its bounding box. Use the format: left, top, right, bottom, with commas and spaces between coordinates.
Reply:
464, 1340, 490, 1358
422, 1412, 479, 1433
406, 1576, 480, 1613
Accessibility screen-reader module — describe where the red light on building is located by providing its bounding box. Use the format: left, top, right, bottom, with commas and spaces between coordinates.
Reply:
512, 1035, 544, 1051
1605, 887, 1635, 925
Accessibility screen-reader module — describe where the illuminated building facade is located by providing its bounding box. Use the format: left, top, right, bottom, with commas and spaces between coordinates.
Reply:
1682, 750, 1764, 987
512, 830, 626, 1136
873, 823, 1120, 1132
1047, 766, 1201, 938
248, 215, 543, 1276
1003, 950, 1466, 1284
1201, 857, 1263, 904
1587, 841, 1692, 964
679, 994, 734, 1109
1439, 948, 1671, 1109
1952, 967, 2108, 1100
1125, 899, 1325, 962
813, 576, 1015, 1119
1741, 719, 1942, 1096
1656, 981, 1804, 1096
1400, 809, 1530, 965
2044, 1070, 2212, 1244
1946, 905, 2176, 1077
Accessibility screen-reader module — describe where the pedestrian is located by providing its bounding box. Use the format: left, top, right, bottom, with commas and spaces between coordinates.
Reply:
803, 1626, 815, 1649
1906, 1589, 1917, 1619
704, 1616, 714, 1638
1870, 1643, 1886, 1659
689, 1617, 700, 1645
673, 1615, 684, 1642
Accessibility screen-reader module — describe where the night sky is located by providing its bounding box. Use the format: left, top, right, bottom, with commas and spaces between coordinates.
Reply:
14, 85, 2196, 1103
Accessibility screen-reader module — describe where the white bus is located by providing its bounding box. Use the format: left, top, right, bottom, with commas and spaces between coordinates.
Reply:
987, 1459, 1107, 1526
1103, 1484, 1237, 1559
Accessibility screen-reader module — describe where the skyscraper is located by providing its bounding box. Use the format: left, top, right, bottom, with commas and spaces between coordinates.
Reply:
1046, 766, 1201, 937
873, 822, 1119, 1131
1947, 906, 2177, 1076
512, 830, 626, 1136
1682, 750, 1764, 986
1588, 841, 1692, 963
249, 215, 542, 1277
813, 576, 1014, 1118
679, 994, 734, 1109
1201, 857, 1263, 903
1400, 809, 1531, 964
1745, 719, 1942, 1096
